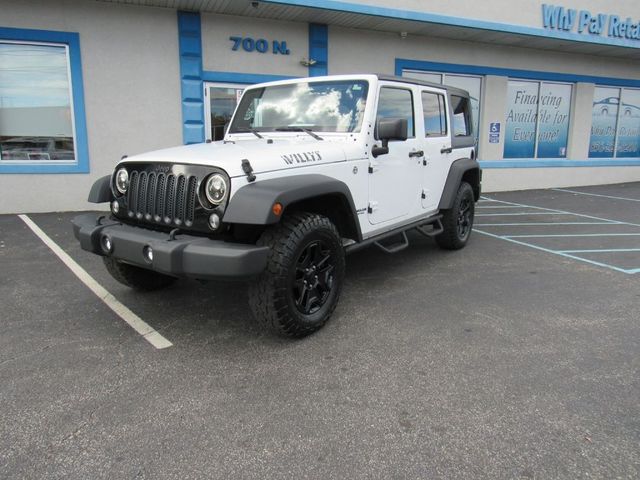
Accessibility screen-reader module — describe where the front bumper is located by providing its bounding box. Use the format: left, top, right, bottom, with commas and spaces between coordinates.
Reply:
71, 213, 269, 280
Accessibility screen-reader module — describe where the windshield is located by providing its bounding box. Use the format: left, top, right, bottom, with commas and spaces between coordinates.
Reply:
229, 80, 369, 134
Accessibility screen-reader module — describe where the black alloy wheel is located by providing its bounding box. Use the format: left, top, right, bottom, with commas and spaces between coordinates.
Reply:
457, 195, 473, 241
292, 239, 336, 315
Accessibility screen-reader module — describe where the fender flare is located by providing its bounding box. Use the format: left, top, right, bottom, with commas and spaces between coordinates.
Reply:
88, 175, 113, 203
223, 174, 361, 238
438, 158, 481, 210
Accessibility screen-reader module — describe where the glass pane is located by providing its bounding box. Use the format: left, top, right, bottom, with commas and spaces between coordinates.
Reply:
589, 87, 620, 158
0, 42, 75, 162
376, 87, 414, 137
504, 80, 539, 158
402, 70, 442, 84
450, 95, 471, 136
536, 82, 571, 158
616, 88, 640, 158
209, 87, 243, 141
444, 75, 481, 141
422, 92, 446, 136
230, 80, 369, 133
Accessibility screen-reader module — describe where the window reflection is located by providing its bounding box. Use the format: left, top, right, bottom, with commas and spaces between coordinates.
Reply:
0, 42, 75, 162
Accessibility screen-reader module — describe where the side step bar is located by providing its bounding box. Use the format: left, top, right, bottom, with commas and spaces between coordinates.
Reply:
345, 214, 443, 255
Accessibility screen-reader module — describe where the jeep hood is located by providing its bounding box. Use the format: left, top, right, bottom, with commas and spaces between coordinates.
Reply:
122, 137, 362, 177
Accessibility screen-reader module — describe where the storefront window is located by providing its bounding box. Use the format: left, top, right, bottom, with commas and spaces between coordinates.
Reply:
504, 80, 572, 159
590, 86, 640, 158
0, 41, 76, 163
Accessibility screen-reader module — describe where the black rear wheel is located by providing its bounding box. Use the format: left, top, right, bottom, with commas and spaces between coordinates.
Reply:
248, 212, 345, 338
435, 181, 475, 250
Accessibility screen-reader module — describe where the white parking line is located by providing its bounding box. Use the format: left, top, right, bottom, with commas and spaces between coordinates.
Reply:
552, 188, 640, 202
19, 215, 173, 350
558, 248, 640, 254
475, 222, 613, 226
475, 212, 570, 217
505, 233, 640, 238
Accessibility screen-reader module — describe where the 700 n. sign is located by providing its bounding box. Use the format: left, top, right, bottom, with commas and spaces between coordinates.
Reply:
229, 36, 290, 55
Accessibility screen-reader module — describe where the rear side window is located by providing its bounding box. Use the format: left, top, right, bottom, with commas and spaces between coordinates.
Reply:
451, 95, 472, 137
422, 92, 447, 136
376, 87, 415, 138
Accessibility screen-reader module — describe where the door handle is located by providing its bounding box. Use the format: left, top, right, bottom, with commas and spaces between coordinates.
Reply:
440, 146, 453, 154
408, 150, 424, 158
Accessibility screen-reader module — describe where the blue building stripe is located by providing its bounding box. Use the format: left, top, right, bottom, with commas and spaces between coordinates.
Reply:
177, 11, 205, 145
0, 27, 89, 174
308, 24, 328, 77
202, 71, 294, 84
395, 59, 640, 88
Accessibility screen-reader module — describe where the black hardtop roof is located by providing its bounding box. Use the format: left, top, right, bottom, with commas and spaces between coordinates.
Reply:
375, 74, 470, 98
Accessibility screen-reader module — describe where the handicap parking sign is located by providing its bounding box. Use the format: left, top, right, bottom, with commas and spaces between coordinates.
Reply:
489, 122, 501, 143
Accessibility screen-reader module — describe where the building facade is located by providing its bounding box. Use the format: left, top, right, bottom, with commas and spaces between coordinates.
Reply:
1, 0, 639, 213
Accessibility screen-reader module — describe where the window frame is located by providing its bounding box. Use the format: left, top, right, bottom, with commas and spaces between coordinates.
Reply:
0, 27, 88, 174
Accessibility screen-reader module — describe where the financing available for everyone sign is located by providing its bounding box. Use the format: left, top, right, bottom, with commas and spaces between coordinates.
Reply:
542, 4, 640, 41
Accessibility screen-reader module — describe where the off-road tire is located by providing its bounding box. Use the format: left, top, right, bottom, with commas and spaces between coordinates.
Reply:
435, 181, 475, 250
248, 212, 345, 338
103, 257, 177, 291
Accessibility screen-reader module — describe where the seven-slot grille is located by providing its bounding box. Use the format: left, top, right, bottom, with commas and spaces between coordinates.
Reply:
126, 170, 198, 227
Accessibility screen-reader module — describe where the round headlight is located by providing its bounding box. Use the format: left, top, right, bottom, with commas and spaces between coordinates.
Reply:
115, 168, 129, 195
205, 174, 227, 205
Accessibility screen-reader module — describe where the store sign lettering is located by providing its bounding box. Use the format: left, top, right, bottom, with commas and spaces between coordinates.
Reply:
229, 36, 290, 54
542, 4, 640, 40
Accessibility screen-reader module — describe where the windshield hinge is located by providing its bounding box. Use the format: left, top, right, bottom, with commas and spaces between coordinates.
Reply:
241, 159, 256, 182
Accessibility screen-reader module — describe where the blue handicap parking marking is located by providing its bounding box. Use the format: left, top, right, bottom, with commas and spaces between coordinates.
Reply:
474, 196, 640, 274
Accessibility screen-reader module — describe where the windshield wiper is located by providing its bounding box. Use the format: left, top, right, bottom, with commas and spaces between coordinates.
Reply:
275, 126, 323, 141
234, 127, 264, 139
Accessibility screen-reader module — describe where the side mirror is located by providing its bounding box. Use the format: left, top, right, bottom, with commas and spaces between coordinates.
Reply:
372, 118, 408, 157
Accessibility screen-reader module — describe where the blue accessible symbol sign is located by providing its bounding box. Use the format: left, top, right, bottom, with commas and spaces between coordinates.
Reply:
489, 122, 501, 144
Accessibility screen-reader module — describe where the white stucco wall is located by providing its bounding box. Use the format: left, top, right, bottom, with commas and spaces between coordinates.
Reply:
0, 0, 182, 214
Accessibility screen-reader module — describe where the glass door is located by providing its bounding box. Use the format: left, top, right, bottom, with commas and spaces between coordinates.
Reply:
204, 83, 245, 141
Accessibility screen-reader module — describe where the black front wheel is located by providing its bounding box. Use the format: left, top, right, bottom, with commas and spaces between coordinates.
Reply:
435, 181, 475, 250
248, 212, 345, 338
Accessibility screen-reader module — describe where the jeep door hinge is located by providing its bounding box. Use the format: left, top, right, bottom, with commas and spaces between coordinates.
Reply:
367, 201, 378, 214
421, 190, 427, 200
368, 160, 379, 174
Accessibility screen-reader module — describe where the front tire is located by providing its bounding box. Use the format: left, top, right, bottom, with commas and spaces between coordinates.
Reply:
248, 212, 345, 338
435, 181, 475, 250
103, 257, 177, 291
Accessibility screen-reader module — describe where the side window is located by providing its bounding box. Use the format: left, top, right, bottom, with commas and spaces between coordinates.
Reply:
376, 87, 415, 138
422, 91, 447, 136
451, 95, 472, 137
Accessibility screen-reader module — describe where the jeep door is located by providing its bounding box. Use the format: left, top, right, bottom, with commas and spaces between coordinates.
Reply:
368, 84, 423, 225
419, 88, 452, 212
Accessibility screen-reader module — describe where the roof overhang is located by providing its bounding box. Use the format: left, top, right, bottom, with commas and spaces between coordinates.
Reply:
95, 0, 640, 60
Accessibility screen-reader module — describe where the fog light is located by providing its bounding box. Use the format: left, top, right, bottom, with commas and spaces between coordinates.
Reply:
143, 245, 153, 263
111, 200, 119, 214
209, 213, 220, 230
101, 235, 113, 254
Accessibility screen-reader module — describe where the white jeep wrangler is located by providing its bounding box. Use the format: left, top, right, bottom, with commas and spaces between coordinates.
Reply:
73, 74, 481, 337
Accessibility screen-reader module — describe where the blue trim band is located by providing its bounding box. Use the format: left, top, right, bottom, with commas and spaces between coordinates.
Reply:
395, 59, 640, 88
261, 0, 640, 50
480, 159, 640, 168
202, 71, 294, 84
308, 23, 328, 77
177, 11, 205, 145
0, 27, 89, 174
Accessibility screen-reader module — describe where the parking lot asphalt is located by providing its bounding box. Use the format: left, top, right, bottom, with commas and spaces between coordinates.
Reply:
1, 183, 639, 479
